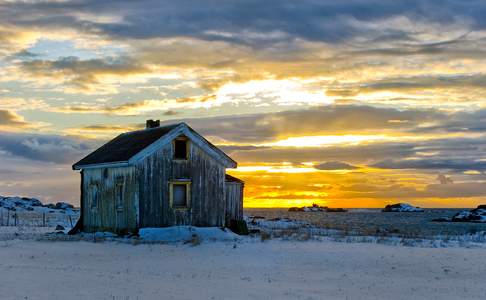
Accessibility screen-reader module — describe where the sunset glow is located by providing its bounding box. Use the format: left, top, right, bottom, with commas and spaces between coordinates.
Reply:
0, 1, 485, 208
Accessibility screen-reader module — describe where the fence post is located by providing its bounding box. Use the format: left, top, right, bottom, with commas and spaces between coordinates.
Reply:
13, 213, 17, 226
43, 213, 46, 227
6, 211, 9, 226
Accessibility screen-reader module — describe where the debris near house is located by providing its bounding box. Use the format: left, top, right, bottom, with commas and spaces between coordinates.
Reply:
432, 205, 486, 223
288, 203, 347, 212
229, 219, 249, 235
245, 215, 312, 230
382, 203, 424, 212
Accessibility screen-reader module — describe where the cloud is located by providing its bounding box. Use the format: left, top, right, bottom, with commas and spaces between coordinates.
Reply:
0, 132, 94, 164
18, 56, 149, 93
51, 95, 217, 116
372, 158, 486, 171
0, 110, 27, 127
3, 1, 486, 100
176, 105, 442, 143
63, 124, 143, 139
6, 0, 486, 44
437, 174, 453, 184
0, 98, 47, 111
315, 161, 358, 170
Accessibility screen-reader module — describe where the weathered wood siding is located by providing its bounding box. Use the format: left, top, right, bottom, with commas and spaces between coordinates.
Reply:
137, 139, 227, 227
225, 181, 243, 225
82, 166, 138, 233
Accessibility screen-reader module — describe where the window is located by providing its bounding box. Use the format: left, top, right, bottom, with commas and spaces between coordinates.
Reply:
115, 183, 123, 211
174, 138, 188, 160
170, 181, 191, 208
90, 184, 99, 210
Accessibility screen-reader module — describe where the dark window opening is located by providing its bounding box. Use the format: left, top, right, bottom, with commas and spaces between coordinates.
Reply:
174, 139, 188, 159
115, 184, 123, 210
91, 184, 99, 209
172, 184, 187, 207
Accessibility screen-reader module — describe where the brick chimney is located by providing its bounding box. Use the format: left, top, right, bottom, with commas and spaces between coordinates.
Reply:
146, 119, 160, 129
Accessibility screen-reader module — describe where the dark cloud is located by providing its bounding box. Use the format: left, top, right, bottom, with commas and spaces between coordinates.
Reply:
412, 109, 486, 134
4, 0, 486, 45
20, 56, 147, 92
227, 143, 416, 164
372, 158, 486, 171
0, 132, 95, 164
336, 74, 486, 95
315, 161, 358, 170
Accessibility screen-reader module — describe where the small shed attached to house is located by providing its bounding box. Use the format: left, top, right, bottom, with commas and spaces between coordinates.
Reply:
225, 174, 244, 225
71, 121, 244, 234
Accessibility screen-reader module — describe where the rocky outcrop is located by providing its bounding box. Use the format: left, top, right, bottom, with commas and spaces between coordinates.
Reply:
451, 206, 486, 223
55, 202, 74, 210
0, 196, 76, 212
382, 203, 424, 212
288, 204, 347, 212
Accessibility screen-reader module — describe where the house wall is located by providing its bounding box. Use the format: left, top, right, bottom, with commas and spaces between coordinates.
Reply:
225, 181, 244, 225
137, 139, 227, 227
82, 166, 138, 233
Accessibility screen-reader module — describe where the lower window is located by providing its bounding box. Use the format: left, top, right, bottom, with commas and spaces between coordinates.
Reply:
115, 183, 123, 211
170, 181, 191, 208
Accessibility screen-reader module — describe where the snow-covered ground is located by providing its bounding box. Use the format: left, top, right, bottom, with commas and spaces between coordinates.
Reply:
0, 198, 484, 299
0, 238, 485, 299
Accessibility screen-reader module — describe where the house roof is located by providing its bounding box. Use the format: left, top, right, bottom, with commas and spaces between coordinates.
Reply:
225, 174, 244, 184
72, 122, 237, 170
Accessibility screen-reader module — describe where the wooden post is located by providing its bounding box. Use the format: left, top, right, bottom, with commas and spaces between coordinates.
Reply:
13, 213, 17, 226
43, 213, 46, 227
6, 211, 9, 226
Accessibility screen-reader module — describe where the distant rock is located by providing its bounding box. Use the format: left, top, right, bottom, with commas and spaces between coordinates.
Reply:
55, 202, 74, 210
382, 203, 424, 212
288, 203, 347, 212
22, 197, 42, 206
451, 205, 486, 223
0, 196, 76, 213
431, 217, 451, 222
325, 208, 347, 213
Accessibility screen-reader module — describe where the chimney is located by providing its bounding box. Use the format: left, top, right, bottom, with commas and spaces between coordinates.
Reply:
146, 119, 160, 129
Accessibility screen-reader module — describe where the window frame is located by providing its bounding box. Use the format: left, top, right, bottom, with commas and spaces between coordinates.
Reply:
90, 183, 99, 211
115, 182, 124, 211
169, 180, 191, 209
173, 136, 189, 161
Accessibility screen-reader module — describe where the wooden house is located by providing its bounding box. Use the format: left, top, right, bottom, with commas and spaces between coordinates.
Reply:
71, 121, 244, 234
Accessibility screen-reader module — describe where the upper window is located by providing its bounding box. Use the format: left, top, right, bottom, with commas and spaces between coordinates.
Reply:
174, 137, 188, 160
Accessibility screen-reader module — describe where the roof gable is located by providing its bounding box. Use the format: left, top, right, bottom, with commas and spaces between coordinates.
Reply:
73, 123, 237, 170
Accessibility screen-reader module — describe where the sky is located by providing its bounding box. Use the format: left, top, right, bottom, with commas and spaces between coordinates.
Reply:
0, 0, 485, 208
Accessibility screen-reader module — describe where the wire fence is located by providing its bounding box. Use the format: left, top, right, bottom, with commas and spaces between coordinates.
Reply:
0, 209, 79, 228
